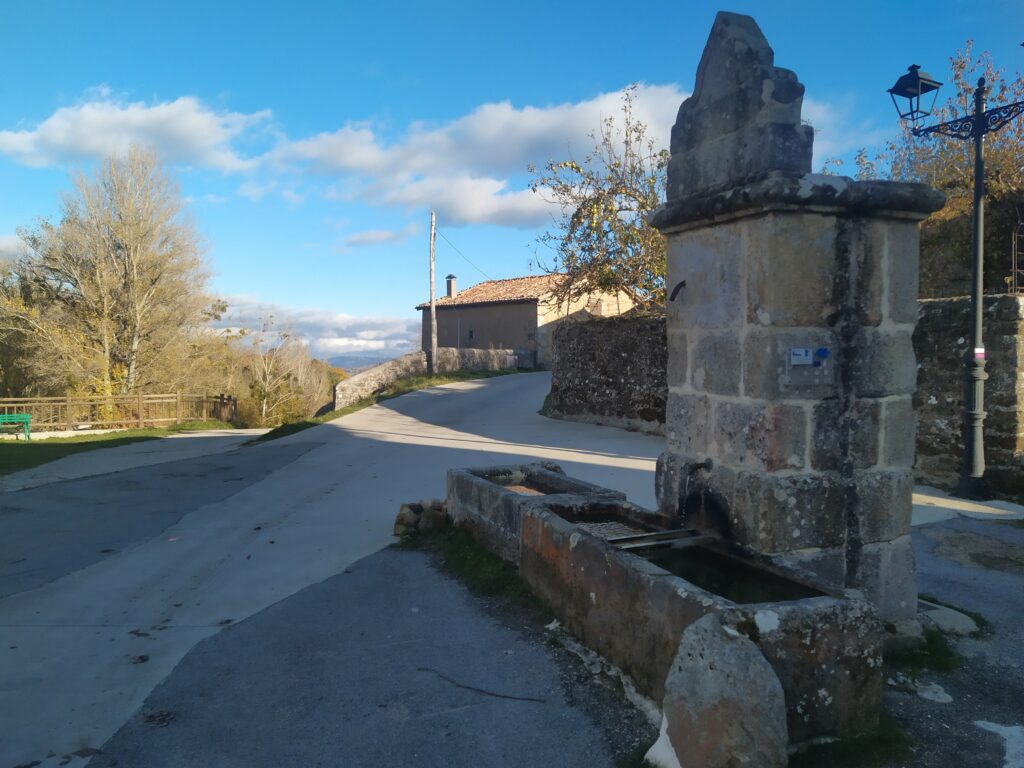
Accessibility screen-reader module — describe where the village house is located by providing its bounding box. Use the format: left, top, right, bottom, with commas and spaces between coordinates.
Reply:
416, 274, 632, 368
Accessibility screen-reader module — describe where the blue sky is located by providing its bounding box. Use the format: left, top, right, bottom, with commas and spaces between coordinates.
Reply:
1, 0, 1021, 361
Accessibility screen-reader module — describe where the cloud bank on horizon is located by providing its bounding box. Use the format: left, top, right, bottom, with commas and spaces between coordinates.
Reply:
216, 295, 419, 362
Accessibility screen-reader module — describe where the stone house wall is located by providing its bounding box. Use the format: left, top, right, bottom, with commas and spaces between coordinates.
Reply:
914, 295, 1024, 495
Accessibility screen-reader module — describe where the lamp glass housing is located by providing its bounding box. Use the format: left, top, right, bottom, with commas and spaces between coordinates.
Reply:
888, 64, 943, 124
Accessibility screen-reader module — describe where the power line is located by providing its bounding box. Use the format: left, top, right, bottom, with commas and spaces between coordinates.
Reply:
435, 229, 492, 281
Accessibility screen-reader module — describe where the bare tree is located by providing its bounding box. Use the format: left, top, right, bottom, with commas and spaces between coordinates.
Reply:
529, 85, 668, 310
0, 146, 212, 394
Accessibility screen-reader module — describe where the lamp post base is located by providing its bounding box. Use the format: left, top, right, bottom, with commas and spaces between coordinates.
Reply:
953, 473, 993, 501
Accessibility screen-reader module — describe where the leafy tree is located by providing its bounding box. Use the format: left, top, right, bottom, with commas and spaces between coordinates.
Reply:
885, 43, 1024, 297
0, 146, 213, 393
529, 85, 668, 310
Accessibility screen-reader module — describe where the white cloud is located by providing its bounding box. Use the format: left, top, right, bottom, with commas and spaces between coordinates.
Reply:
803, 96, 889, 167
1, 83, 880, 230
342, 222, 419, 247
217, 295, 418, 359
237, 180, 277, 201
270, 83, 687, 227
0, 93, 270, 170
0, 235, 28, 261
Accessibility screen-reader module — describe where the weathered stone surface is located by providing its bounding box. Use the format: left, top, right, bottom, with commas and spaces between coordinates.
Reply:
811, 399, 881, 471
418, 502, 450, 534
691, 333, 741, 395
854, 469, 914, 543
746, 212, 838, 326
665, 223, 744, 329
651, 173, 945, 233
445, 463, 886, 743
881, 397, 916, 467
775, 546, 847, 588
742, 327, 838, 400
665, 392, 711, 456
887, 222, 921, 324
394, 503, 423, 537
854, 219, 885, 326
731, 471, 847, 551
852, 329, 917, 397
547, 314, 667, 432
667, 12, 812, 199
856, 535, 918, 625
666, 326, 688, 390
653, 615, 788, 768
713, 401, 806, 471
730, 599, 884, 741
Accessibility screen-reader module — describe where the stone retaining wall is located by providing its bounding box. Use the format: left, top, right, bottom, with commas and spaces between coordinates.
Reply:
915, 295, 1024, 495
547, 315, 667, 433
332, 348, 520, 410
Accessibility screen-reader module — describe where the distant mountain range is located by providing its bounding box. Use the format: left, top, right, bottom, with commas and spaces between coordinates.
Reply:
327, 348, 414, 373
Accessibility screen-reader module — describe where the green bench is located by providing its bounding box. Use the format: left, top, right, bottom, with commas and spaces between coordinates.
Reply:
0, 413, 31, 440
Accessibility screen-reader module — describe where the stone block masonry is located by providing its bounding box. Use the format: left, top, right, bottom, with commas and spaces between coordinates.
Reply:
649, 11, 944, 625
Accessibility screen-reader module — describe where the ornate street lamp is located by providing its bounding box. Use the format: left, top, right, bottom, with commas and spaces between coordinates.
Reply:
889, 64, 1024, 499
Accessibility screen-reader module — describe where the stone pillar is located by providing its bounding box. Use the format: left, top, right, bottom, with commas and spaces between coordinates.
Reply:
651, 12, 945, 625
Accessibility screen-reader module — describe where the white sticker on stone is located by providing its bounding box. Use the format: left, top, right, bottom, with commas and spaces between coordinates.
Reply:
754, 609, 780, 634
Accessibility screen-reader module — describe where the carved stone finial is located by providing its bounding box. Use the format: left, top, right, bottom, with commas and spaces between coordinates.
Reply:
667, 11, 814, 199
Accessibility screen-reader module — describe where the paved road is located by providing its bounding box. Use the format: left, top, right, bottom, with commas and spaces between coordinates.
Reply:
96, 547, 654, 768
0, 373, 664, 768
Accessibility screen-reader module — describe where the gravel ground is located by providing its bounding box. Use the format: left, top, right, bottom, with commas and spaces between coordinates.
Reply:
96, 544, 656, 767
883, 517, 1024, 768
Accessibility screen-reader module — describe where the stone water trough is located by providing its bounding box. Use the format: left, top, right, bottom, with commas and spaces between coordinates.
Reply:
447, 462, 883, 747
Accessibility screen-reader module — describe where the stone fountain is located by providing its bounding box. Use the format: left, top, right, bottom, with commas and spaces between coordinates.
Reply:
438, 11, 945, 767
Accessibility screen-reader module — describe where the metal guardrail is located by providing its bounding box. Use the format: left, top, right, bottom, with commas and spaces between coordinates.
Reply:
0, 393, 237, 431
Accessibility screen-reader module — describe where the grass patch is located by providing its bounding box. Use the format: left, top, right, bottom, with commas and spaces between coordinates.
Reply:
919, 593, 995, 638
254, 368, 530, 443
886, 628, 963, 675
789, 714, 912, 768
406, 527, 549, 616
0, 419, 236, 476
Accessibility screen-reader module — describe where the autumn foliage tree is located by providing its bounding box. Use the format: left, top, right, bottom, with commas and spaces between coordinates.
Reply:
0, 146, 213, 394
529, 86, 668, 310
885, 43, 1024, 297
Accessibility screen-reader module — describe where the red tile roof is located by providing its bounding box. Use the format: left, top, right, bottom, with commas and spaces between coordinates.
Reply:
416, 274, 567, 309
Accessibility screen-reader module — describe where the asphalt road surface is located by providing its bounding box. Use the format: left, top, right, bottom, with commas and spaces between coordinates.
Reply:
0, 372, 663, 767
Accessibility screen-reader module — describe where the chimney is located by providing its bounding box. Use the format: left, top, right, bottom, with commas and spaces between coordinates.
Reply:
446, 274, 457, 298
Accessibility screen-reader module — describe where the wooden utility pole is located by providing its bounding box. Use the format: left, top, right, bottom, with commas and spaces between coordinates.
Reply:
429, 210, 438, 375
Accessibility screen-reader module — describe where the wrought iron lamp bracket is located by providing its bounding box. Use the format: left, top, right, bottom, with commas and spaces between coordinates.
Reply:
912, 99, 1024, 140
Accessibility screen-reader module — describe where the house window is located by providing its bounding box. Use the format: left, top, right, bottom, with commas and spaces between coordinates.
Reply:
527, 333, 535, 341
468, 329, 474, 340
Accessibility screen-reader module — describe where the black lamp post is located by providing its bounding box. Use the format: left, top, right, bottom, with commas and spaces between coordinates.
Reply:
888, 64, 1024, 499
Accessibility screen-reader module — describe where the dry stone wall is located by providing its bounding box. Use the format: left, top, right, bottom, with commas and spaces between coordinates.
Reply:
915, 295, 1024, 495
332, 348, 520, 410
546, 315, 667, 433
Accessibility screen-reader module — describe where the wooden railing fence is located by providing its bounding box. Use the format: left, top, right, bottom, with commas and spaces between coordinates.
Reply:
0, 393, 237, 431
